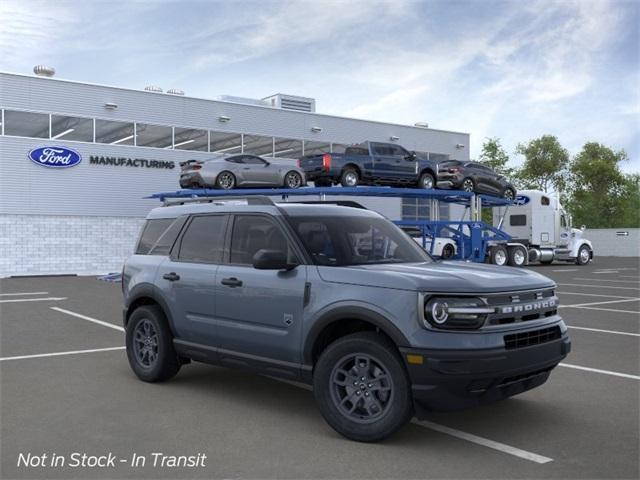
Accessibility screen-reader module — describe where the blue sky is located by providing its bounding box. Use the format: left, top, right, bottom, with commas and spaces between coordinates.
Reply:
1, 0, 638, 172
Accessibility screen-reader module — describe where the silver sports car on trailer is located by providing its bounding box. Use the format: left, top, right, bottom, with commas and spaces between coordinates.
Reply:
179, 154, 306, 189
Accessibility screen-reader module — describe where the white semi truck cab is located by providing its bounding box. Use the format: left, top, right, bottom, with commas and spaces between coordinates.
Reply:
493, 190, 594, 266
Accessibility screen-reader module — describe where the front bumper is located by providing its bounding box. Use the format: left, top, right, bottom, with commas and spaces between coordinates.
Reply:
400, 334, 571, 414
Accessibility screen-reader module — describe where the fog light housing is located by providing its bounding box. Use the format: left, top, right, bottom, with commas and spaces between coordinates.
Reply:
424, 297, 493, 329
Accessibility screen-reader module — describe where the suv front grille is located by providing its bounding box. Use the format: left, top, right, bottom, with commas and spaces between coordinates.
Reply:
504, 326, 561, 350
485, 288, 558, 326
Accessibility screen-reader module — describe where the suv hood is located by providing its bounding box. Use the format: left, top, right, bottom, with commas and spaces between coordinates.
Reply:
317, 261, 554, 293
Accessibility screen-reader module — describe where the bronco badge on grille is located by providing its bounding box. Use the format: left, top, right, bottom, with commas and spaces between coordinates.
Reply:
499, 298, 556, 314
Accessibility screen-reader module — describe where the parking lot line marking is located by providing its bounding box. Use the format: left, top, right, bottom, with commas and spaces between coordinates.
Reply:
567, 326, 640, 337
559, 363, 640, 380
572, 278, 640, 284
0, 291, 49, 296
412, 420, 553, 464
269, 377, 553, 464
621, 275, 640, 279
557, 291, 636, 299
552, 269, 578, 272
0, 346, 125, 362
0, 297, 67, 303
558, 283, 640, 291
559, 298, 640, 308
564, 305, 640, 315
50, 307, 125, 332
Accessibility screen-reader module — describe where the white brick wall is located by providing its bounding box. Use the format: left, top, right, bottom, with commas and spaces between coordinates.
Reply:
0, 214, 145, 277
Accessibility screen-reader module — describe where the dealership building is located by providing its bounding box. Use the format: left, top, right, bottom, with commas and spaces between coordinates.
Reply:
0, 70, 470, 277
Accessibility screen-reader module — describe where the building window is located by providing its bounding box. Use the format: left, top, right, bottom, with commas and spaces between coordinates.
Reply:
51, 114, 93, 142
209, 131, 242, 154
274, 137, 303, 159
243, 134, 274, 156
136, 123, 173, 148
331, 143, 349, 153
173, 127, 208, 151
95, 119, 135, 145
303, 140, 330, 156
4, 110, 49, 138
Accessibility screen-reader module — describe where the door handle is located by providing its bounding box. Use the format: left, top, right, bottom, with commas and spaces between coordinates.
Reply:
221, 277, 243, 287
162, 272, 180, 282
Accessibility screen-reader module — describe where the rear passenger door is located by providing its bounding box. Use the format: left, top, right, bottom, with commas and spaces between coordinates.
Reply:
156, 214, 228, 345
214, 214, 307, 369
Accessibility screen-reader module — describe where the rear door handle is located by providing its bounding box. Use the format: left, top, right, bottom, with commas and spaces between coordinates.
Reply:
162, 272, 180, 282
221, 277, 243, 287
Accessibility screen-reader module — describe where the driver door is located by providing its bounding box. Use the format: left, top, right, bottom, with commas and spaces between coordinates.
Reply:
237, 155, 276, 186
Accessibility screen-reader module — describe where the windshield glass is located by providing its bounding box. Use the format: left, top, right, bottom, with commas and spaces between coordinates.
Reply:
286, 215, 432, 266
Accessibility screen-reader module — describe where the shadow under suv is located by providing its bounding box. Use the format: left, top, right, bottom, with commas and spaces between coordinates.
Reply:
123, 197, 570, 442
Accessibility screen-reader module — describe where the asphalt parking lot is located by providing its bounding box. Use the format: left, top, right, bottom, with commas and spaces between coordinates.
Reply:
1, 257, 638, 479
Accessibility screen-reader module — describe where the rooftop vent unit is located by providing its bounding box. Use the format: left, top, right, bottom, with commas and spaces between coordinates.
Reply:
33, 65, 55, 77
144, 85, 163, 93
262, 94, 316, 113
167, 89, 185, 96
414, 122, 429, 128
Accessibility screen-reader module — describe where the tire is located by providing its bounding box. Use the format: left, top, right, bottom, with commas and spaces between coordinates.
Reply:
441, 243, 455, 259
216, 171, 236, 190
461, 177, 475, 193
503, 188, 516, 201
490, 245, 508, 266
340, 168, 359, 187
284, 170, 303, 189
126, 305, 181, 383
576, 244, 591, 265
507, 246, 527, 267
418, 172, 435, 190
313, 332, 413, 442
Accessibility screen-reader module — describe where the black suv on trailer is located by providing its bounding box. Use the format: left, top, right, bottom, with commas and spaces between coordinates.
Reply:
437, 160, 517, 199
123, 198, 570, 442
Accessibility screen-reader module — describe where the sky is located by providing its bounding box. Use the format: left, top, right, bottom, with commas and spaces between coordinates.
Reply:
1, 0, 638, 172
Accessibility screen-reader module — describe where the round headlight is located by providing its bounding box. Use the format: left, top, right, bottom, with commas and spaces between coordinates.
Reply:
428, 300, 449, 324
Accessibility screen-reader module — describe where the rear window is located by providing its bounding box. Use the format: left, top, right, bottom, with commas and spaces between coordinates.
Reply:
510, 215, 527, 226
345, 146, 369, 156
136, 219, 174, 254
149, 216, 188, 255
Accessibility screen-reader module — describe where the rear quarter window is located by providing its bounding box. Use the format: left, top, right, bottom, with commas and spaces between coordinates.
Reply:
136, 219, 174, 254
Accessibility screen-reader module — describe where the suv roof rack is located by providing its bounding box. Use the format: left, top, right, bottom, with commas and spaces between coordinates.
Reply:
161, 195, 275, 207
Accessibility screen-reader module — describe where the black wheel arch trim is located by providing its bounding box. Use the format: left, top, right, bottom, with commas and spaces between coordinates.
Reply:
124, 283, 178, 336
303, 305, 411, 365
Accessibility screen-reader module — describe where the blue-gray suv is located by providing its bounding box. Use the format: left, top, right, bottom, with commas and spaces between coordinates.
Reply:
122, 197, 570, 442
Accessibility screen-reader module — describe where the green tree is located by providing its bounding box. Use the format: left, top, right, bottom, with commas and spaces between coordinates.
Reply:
566, 143, 638, 228
515, 135, 569, 193
479, 137, 513, 177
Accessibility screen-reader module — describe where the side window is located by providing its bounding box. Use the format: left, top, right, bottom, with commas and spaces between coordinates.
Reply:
149, 216, 187, 255
136, 219, 174, 254
560, 215, 567, 228
242, 155, 267, 165
178, 215, 227, 263
390, 145, 409, 157
510, 215, 527, 227
225, 156, 243, 164
541, 196, 550, 206
230, 215, 293, 265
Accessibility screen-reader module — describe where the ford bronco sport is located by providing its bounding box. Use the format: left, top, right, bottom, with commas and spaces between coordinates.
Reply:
123, 197, 570, 442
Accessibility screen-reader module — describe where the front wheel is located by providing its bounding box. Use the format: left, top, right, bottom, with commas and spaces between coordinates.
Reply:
284, 170, 303, 189
313, 332, 413, 442
418, 172, 435, 189
126, 305, 181, 382
576, 245, 591, 265
441, 243, 455, 259
503, 188, 516, 201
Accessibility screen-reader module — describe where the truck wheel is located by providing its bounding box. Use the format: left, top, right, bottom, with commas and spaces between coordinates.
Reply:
441, 243, 455, 259
313, 332, 413, 442
576, 245, 591, 265
418, 173, 435, 189
507, 246, 527, 267
126, 305, 181, 382
340, 168, 359, 187
461, 178, 475, 193
216, 171, 236, 189
490, 245, 508, 266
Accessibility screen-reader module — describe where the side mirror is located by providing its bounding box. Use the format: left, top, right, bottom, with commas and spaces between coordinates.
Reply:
581, 225, 586, 231
406, 151, 417, 161
252, 249, 296, 271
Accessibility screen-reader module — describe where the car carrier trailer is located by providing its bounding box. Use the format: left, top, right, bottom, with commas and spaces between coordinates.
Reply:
149, 186, 593, 267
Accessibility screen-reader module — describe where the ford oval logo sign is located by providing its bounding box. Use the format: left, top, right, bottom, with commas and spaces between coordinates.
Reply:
513, 195, 530, 206
28, 146, 82, 168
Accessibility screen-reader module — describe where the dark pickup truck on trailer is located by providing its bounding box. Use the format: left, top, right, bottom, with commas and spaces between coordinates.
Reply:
298, 141, 439, 189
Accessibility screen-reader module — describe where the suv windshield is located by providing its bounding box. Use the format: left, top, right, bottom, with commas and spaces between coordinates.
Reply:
287, 215, 432, 266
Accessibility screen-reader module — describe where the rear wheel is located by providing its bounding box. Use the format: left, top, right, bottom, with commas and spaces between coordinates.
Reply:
216, 171, 236, 190
126, 305, 181, 382
576, 245, 591, 265
441, 243, 455, 259
507, 245, 527, 267
313, 332, 413, 442
461, 177, 475, 193
340, 168, 359, 187
418, 172, 435, 189
490, 245, 508, 266
284, 171, 303, 189
503, 188, 516, 201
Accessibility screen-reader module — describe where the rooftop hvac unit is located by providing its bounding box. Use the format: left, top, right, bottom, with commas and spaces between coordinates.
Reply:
33, 65, 55, 77
167, 89, 185, 96
262, 94, 316, 113
144, 85, 163, 92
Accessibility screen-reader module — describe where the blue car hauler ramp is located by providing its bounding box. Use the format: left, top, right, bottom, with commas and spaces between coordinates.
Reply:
148, 186, 513, 262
